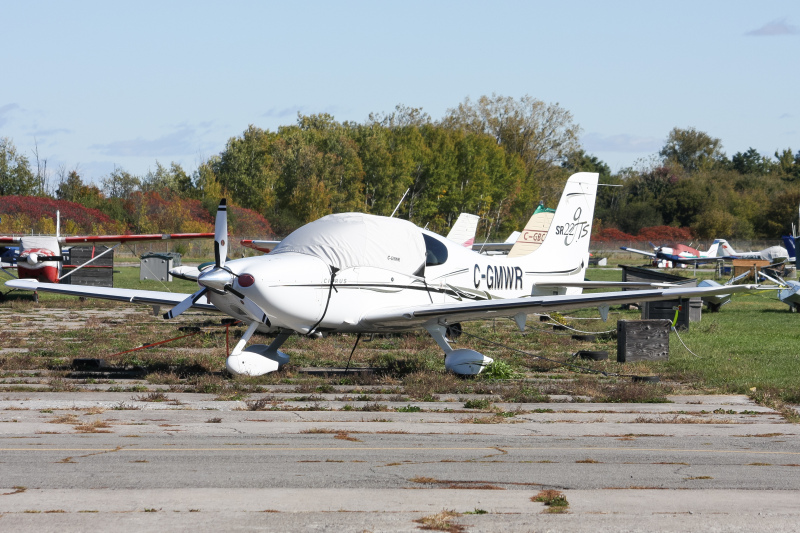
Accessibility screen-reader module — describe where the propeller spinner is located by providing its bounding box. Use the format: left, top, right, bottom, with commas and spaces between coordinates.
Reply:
163, 198, 269, 326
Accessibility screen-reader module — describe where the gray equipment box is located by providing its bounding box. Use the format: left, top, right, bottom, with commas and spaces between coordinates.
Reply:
61, 245, 114, 287
140, 252, 180, 281
617, 319, 671, 362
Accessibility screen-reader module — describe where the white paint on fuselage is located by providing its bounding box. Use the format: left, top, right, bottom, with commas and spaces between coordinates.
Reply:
215, 228, 587, 335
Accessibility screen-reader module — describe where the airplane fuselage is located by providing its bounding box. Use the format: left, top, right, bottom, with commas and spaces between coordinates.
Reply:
208, 227, 587, 335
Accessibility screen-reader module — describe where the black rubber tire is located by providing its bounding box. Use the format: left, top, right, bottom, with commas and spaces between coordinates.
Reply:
577, 350, 608, 361
539, 315, 550, 322
632, 375, 661, 383
553, 324, 568, 331
572, 334, 596, 342
446, 323, 463, 340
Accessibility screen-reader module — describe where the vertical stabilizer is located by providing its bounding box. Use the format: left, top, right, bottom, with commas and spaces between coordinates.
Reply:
716, 239, 736, 257
446, 213, 480, 248
782, 235, 796, 260
516, 172, 599, 279
508, 205, 556, 258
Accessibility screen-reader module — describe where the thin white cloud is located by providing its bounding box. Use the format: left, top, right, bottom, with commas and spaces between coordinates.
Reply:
263, 106, 305, 119
746, 18, 799, 36
89, 122, 219, 158
33, 127, 72, 137
779, 113, 792, 119
582, 132, 662, 153
90, 126, 205, 157
0, 103, 20, 127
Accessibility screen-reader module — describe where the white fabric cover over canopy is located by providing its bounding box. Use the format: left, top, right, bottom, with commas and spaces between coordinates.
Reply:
271, 213, 426, 275
761, 245, 789, 263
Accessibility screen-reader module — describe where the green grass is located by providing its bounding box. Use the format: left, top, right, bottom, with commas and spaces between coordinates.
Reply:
2, 265, 799, 406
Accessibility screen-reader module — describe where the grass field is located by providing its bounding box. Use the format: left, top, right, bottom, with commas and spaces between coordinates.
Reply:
1, 265, 798, 411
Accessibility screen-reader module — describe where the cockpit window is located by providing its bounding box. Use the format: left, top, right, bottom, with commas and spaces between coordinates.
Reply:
423, 234, 448, 266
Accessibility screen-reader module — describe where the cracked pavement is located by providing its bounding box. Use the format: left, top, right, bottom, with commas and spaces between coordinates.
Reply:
0, 392, 799, 531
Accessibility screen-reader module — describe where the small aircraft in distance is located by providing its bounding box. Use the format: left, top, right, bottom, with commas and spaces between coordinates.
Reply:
7, 172, 759, 376
472, 204, 555, 256
622, 239, 789, 268
0, 211, 214, 284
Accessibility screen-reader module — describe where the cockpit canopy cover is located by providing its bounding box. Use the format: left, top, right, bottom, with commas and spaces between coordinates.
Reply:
271, 213, 426, 275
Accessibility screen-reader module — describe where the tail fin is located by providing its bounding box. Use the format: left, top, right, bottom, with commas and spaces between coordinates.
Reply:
446, 213, 480, 248
782, 235, 796, 259
508, 204, 556, 258
705, 239, 723, 257
515, 172, 599, 277
714, 239, 736, 257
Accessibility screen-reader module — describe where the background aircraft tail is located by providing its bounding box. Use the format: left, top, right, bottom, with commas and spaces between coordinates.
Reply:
515, 172, 599, 278
713, 238, 736, 257
508, 204, 556, 258
446, 213, 480, 248
782, 235, 796, 260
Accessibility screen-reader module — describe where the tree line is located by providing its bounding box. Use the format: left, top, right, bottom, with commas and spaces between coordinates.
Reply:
2, 95, 800, 240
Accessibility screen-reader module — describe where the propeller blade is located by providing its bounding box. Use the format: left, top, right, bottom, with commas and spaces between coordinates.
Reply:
215, 199, 228, 269
163, 287, 207, 319
226, 285, 270, 326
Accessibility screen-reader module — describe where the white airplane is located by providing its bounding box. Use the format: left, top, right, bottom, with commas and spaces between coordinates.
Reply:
623, 239, 789, 267
0, 211, 213, 284
6, 172, 758, 376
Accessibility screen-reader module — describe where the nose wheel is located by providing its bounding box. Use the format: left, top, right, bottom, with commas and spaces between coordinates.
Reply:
226, 328, 292, 376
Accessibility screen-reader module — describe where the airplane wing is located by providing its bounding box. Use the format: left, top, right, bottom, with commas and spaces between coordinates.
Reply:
532, 281, 679, 289
361, 284, 761, 329
62, 232, 214, 244
241, 239, 281, 253
4, 279, 217, 311
0, 236, 22, 244
620, 246, 656, 258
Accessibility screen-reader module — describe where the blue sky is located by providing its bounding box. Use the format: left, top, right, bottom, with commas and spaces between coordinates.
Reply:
1, 1, 798, 185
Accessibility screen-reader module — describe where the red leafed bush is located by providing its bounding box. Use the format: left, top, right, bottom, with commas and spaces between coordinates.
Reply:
637, 226, 694, 242
229, 205, 274, 238
592, 228, 637, 242
0, 196, 123, 234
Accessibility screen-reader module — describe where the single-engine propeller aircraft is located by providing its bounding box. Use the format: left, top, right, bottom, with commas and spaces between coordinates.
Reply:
6, 172, 760, 376
622, 239, 789, 268
0, 211, 214, 284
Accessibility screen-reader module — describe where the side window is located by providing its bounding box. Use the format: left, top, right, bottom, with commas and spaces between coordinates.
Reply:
423, 234, 448, 266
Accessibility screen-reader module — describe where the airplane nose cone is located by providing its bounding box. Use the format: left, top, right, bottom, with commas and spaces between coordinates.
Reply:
198, 268, 234, 292
27, 253, 38, 265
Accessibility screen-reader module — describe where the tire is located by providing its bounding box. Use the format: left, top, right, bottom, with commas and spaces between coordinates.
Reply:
572, 334, 596, 342
577, 350, 608, 361
446, 322, 463, 340
632, 375, 660, 383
